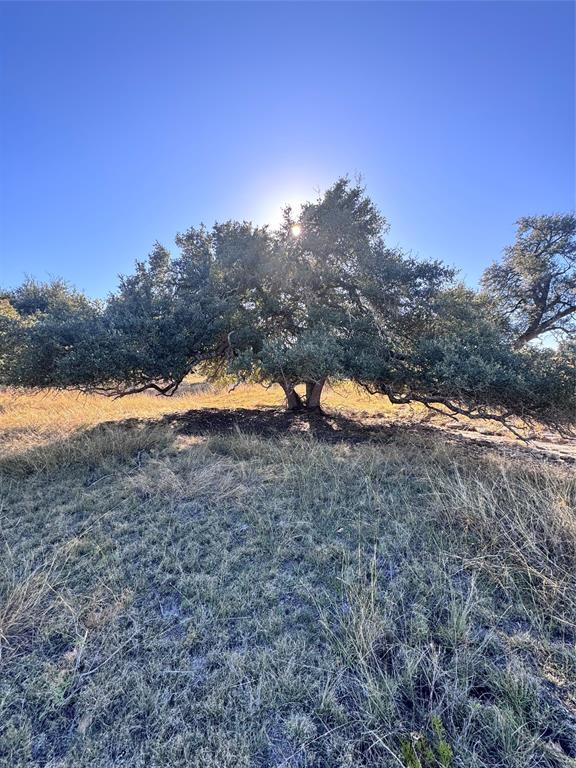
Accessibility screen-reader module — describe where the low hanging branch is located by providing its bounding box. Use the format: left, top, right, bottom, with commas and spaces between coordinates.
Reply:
358, 380, 573, 439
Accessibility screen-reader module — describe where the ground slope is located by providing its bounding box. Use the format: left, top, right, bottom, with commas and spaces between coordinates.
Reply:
0, 389, 575, 767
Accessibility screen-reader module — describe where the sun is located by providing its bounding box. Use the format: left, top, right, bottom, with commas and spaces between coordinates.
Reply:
291, 224, 302, 237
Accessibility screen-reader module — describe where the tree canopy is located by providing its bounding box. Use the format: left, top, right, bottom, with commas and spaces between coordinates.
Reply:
1, 180, 575, 430
481, 214, 576, 347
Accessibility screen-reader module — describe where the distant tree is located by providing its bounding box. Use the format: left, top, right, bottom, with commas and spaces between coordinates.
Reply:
1, 181, 575, 430
481, 214, 576, 347
0, 279, 103, 388
6, 277, 93, 318
0, 298, 19, 384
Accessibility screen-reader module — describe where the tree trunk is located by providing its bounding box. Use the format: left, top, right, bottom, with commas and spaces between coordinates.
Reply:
305, 379, 325, 411
280, 382, 304, 411
305, 382, 314, 404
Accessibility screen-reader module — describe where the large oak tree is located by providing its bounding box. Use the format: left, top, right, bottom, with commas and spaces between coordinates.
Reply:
1, 180, 574, 430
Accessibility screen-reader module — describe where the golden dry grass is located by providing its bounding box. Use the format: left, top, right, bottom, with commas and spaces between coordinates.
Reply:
0, 379, 509, 459
2, 378, 571, 477
0, 381, 400, 455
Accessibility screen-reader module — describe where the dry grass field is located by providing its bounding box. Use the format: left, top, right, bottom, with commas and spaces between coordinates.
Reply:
1, 384, 575, 767
0, 381, 406, 451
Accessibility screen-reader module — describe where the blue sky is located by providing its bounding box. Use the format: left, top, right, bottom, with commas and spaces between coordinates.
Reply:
0, 1, 574, 298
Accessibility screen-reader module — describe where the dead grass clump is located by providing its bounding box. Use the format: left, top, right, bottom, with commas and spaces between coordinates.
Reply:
0, 422, 172, 477
429, 458, 576, 628
0, 549, 78, 662
126, 451, 258, 505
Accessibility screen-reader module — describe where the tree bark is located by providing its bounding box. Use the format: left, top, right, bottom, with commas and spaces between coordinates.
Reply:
280, 382, 304, 411
280, 380, 326, 411
305, 382, 314, 404
305, 379, 325, 411
513, 304, 576, 348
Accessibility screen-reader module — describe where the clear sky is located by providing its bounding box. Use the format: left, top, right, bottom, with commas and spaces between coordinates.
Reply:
0, 1, 574, 298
